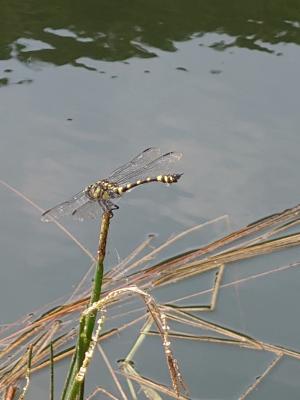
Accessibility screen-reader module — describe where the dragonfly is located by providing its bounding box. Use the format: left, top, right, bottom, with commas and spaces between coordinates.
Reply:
41, 147, 183, 222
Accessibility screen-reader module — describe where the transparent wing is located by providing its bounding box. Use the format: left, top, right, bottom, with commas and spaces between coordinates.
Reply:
72, 199, 119, 220
108, 147, 162, 183
71, 199, 102, 221
112, 151, 183, 185
41, 189, 89, 222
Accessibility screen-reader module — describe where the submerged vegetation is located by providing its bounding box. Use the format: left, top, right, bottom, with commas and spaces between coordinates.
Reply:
1, 176, 300, 399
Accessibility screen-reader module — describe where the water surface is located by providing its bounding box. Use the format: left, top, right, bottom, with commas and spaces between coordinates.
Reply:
1, 1, 300, 398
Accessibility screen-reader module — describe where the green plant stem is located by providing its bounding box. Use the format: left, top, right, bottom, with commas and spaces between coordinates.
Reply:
50, 342, 54, 400
60, 352, 77, 400
62, 211, 111, 400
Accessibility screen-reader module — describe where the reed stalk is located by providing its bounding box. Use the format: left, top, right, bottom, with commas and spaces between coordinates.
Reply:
62, 211, 111, 400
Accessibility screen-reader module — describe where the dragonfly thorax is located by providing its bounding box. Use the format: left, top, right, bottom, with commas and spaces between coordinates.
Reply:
86, 180, 120, 201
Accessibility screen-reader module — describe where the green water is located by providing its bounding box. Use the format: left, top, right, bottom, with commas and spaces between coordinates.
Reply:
1, 1, 300, 68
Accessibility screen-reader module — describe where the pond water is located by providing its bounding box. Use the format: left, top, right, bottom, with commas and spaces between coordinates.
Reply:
1, 1, 300, 399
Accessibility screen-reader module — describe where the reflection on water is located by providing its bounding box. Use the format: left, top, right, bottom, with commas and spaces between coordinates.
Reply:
1, 0, 300, 85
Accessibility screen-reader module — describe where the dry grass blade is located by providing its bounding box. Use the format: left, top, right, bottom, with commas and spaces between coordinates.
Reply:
106, 234, 156, 281
86, 387, 120, 400
127, 203, 300, 286
164, 307, 262, 349
164, 308, 300, 360
145, 301, 188, 396
1, 202, 300, 397
120, 317, 155, 399
0, 179, 94, 261
117, 215, 229, 275
119, 366, 189, 400
153, 232, 300, 287
238, 353, 283, 399
169, 260, 300, 305
1, 325, 63, 389
120, 360, 163, 400
4, 386, 18, 400
81, 286, 187, 396
97, 344, 128, 400
146, 330, 259, 350
18, 345, 33, 400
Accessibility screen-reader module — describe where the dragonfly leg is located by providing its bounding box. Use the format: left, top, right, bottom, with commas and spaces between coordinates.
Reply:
99, 200, 119, 217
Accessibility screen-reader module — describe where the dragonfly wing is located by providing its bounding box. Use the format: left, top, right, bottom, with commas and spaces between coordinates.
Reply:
114, 151, 183, 185
41, 190, 88, 222
71, 199, 102, 221
108, 147, 162, 183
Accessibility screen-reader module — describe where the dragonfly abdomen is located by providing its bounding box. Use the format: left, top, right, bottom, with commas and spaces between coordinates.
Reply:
115, 174, 183, 195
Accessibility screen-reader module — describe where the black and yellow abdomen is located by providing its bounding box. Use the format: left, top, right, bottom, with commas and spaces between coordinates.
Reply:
115, 174, 183, 195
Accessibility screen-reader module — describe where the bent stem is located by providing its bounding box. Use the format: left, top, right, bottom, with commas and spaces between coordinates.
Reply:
62, 211, 111, 400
